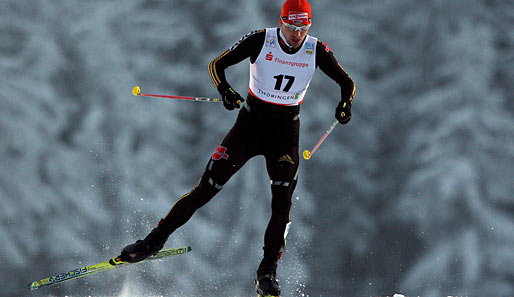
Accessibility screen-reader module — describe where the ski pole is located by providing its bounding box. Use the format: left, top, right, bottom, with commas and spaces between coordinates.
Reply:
303, 119, 339, 160
132, 86, 222, 103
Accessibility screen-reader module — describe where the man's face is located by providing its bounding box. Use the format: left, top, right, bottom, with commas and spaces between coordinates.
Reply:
280, 22, 310, 49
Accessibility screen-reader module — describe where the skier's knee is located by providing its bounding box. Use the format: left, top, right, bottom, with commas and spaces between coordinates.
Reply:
198, 171, 224, 194
181, 172, 223, 210
270, 181, 294, 217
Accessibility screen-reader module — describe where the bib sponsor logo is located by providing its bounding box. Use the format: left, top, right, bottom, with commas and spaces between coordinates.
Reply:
266, 36, 277, 48
265, 52, 273, 61
273, 57, 309, 68
305, 42, 315, 55
255, 87, 300, 102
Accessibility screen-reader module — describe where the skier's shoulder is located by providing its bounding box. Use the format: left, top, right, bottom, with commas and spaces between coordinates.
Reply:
316, 39, 333, 54
230, 29, 266, 51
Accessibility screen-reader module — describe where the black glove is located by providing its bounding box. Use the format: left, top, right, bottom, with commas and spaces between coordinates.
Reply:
335, 99, 352, 124
119, 220, 169, 263
219, 86, 244, 110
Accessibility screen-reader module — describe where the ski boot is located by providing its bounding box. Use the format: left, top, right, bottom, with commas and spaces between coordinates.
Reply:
120, 220, 169, 263
255, 260, 280, 297
255, 246, 283, 296
255, 271, 280, 297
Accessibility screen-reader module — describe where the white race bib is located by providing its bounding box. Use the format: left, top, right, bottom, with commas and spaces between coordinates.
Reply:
249, 28, 317, 106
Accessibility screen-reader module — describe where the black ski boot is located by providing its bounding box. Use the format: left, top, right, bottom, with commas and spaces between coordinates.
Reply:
255, 270, 280, 297
120, 220, 169, 263
255, 257, 280, 297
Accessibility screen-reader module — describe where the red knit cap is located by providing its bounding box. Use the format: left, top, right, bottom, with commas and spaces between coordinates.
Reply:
280, 0, 312, 25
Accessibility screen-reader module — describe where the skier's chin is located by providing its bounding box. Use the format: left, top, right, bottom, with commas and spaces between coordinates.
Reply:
290, 40, 301, 48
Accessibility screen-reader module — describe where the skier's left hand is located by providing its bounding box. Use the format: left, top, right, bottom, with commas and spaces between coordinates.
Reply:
335, 99, 352, 124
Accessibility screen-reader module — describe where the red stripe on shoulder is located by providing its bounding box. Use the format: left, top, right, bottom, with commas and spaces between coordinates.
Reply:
318, 40, 332, 53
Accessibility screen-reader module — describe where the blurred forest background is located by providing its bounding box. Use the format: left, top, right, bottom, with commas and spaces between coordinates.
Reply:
1, 1, 513, 296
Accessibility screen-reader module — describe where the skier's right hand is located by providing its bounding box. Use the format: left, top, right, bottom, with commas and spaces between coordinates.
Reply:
219, 86, 244, 110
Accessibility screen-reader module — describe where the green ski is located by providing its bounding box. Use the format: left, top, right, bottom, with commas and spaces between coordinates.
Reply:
27, 246, 191, 290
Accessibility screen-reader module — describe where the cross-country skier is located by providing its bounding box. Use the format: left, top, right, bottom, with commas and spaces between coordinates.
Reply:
119, 0, 355, 296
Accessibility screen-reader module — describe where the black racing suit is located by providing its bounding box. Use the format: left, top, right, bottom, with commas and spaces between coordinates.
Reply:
159, 28, 355, 264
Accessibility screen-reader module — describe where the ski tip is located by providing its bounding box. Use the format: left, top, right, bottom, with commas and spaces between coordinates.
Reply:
26, 282, 37, 290
186, 246, 192, 252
